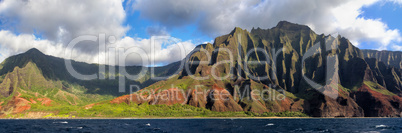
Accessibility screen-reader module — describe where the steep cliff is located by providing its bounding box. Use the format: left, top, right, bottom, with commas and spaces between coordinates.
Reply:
112, 21, 402, 117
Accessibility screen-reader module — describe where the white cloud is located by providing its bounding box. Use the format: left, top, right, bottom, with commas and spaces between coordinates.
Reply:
0, 0, 128, 53
105, 36, 195, 66
0, 30, 195, 66
131, 0, 402, 50
0, 30, 99, 64
0, 0, 196, 66
392, 44, 402, 51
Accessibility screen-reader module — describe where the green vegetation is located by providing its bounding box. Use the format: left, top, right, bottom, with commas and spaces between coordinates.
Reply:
19, 84, 114, 106
364, 81, 396, 96
0, 49, 182, 96
0, 87, 17, 106
259, 111, 309, 117
12, 102, 308, 118
0, 61, 3, 72
0, 61, 116, 116
43, 113, 74, 118
74, 103, 248, 117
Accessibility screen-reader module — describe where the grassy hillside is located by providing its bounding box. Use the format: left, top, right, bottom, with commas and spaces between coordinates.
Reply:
7, 102, 308, 118
0, 58, 307, 118
0, 62, 114, 116
0, 48, 182, 96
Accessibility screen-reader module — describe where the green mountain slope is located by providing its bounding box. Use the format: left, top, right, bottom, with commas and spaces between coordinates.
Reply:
0, 48, 183, 117
0, 48, 181, 96
0, 61, 114, 116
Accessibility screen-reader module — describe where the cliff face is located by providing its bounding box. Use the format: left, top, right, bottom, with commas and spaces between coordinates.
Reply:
351, 84, 402, 117
112, 21, 402, 117
362, 50, 402, 69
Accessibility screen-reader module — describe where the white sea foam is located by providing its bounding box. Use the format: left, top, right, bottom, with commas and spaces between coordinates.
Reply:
265, 123, 274, 126
53, 121, 68, 124
375, 125, 388, 128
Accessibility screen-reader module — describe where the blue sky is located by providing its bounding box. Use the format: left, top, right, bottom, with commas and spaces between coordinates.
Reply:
359, 2, 402, 50
361, 2, 402, 30
0, 0, 400, 65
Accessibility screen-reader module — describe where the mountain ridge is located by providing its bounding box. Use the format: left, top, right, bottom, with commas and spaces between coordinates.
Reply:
111, 21, 402, 117
0, 48, 183, 96
362, 49, 402, 69
0, 21, 401, 117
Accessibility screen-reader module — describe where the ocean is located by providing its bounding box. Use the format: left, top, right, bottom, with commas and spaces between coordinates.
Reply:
0, 118, 401, 132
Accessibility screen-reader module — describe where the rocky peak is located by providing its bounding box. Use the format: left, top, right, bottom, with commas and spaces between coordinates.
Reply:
229, 27, 248, 36
275, 21, 311, 31
25, 48, 45, 56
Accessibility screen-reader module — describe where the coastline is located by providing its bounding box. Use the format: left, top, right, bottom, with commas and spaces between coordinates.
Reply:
0, 117, 400, 120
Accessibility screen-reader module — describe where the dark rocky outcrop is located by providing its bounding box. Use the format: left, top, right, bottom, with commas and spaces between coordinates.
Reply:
362, 49, 402, 69
351, 84, 402, 117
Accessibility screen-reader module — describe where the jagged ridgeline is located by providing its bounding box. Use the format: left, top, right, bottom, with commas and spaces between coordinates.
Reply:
0, 21, 401, 117
120, 21, 402, 117
0, 48, 183, 116
362, 49, 402, 69
0, 48, 181, 96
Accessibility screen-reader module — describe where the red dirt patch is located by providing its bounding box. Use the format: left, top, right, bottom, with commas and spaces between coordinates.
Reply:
0, 93, 32, 114
12, 97, 31, 113
84, 103, 95, 109
351, 84, 402, 117
188, 88, 208, 108
110, 93, 150, 105
29, 99, 37, 104
149, 88, 187, 105
37, 98, 52, 106
206, 84, 243, 112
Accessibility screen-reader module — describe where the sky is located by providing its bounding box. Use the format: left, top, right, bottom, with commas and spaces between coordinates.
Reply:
0, 0, 401, 66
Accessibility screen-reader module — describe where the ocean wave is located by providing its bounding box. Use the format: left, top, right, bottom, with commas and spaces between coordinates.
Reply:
53, 121, 68, 124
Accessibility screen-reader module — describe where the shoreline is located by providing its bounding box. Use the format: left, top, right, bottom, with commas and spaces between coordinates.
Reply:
0, 117, 400, 120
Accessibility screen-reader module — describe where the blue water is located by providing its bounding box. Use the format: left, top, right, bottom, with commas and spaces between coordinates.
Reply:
0, 118, 401, 132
